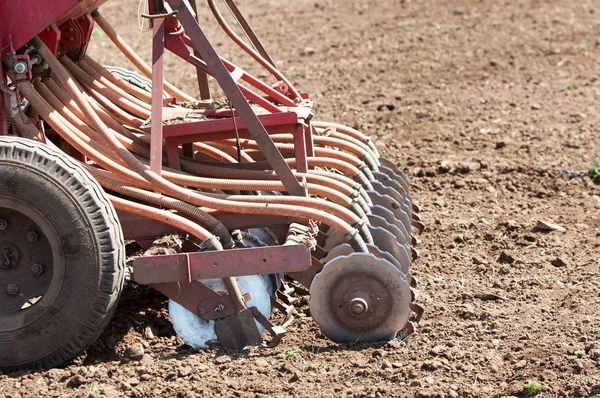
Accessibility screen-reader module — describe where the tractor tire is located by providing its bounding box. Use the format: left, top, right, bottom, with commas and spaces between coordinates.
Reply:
0, 136, 125, 372
104, 66, 167, 98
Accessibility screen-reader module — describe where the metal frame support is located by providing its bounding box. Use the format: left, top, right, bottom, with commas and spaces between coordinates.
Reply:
149, 1, 166, 174
0, 68, 7, 136
167, 0, 305, 196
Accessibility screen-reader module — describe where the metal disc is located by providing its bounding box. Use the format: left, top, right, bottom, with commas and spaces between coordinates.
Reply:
372, 171, 411, 203
367, 243, 412, 285
367, 213, 410, 248
367, 191, 411, 232
322, 228, 346, 252
309, 253, 411, 343
370, 180, 411, 218
379, 165, 411, 199
379, 157, 410, 186
169, 275, 272, 349
371, 205, 411, 239
367, 225, 411, 275
322, 243, 354, 264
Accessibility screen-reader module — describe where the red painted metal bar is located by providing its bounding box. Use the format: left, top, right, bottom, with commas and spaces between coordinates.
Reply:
222, 0, 277, 68
166, 34, 282, 113
167, 0, 304, 196
207, 0, 302, 102
0, 69, 7, 136
139, 111, 299, 143
293, 124, 308, 173
171, 34, 294, 110
150, 15, 166, 174
132, 244, 312, 285
117, 210, 299, 242
189, 0, 211, 100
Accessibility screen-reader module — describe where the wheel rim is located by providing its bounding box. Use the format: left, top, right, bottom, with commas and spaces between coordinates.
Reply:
0, 196, 64, 332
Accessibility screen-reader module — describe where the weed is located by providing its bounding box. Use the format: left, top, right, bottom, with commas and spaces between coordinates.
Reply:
221, 367, 232, 378
89, 382, 100, 398
514, 380, 551, 397
280, 346, 302, 361
576, 43, 587, 50
549, 275, 559, 282
558, 155, 568, 164
565, 82, 577, 90
289, 71, 299, 79
589, 161, 600, 183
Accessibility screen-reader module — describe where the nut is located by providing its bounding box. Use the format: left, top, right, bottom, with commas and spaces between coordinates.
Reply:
26, 231, 38, 243
6, 283, 18, 296
13, 61, 28, 75
0, 219, 7, 230
31, 263, 44, 275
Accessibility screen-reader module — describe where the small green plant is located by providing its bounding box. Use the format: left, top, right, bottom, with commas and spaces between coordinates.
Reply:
289, 71, 299, 79
220, 367, 232, 378
558, 155, 568, 164
575, 42, 587, 50
88, 382, 100, 398
549, 275, 559, 282
589, 161, 600, 183
515, 380, 551, 397
565, 82, 577, 90
280, 346, 302, 360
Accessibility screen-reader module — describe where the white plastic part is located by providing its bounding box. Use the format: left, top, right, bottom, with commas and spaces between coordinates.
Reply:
168, 275, 272, 349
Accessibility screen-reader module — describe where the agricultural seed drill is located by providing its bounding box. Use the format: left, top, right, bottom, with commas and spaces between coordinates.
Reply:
0, 0, 424, 371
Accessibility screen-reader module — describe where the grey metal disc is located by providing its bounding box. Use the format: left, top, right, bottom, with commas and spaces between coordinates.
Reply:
370, 205, 410, 240
367, 191, 411, 232
379, 157, 410, 186
367, 213, 410, 249
372, 171, 411, 203
309, 253, 411, 343
367, 225, 411, 275
370, 180, 411, 218
322, 228, 346, 252
379, 165, 411, 199
365, 243, 411, 282
322, 243, 354, 264
169, 275, 271, 349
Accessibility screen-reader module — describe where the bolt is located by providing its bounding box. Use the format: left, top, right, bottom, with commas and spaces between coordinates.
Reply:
197, 307, 206, 315
0, 219, 7, 230
13, 61, 28, 75
6, 283, 18, 296
349, 297, 368, 316
31, 263, 43, 275
26, 231, 38, 243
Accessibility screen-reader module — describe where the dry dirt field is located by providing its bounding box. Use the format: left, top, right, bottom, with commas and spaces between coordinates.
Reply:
2, 0, 600, 397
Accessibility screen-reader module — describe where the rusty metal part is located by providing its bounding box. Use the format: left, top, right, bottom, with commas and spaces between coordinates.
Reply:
309, 252, 411, 343
131, 244, 311, 285
215, 307, 263, 349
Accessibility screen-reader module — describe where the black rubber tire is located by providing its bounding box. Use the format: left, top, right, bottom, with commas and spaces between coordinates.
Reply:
0, 137, 125, 372
104, 66, 167, 98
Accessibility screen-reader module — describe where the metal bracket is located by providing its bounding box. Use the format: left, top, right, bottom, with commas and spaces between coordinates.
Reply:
166, 0, 305, 196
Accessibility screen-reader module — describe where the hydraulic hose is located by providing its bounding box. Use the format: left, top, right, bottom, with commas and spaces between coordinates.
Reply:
92, 10, 196, 102
31, 37, 367, 252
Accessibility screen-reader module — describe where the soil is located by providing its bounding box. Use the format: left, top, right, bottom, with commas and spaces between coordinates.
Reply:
2, 0, 600, 397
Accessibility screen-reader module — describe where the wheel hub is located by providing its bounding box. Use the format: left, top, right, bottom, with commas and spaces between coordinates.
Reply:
0, 244, 20, 269
0, 206, 55, 319
309, 252, 411, 343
